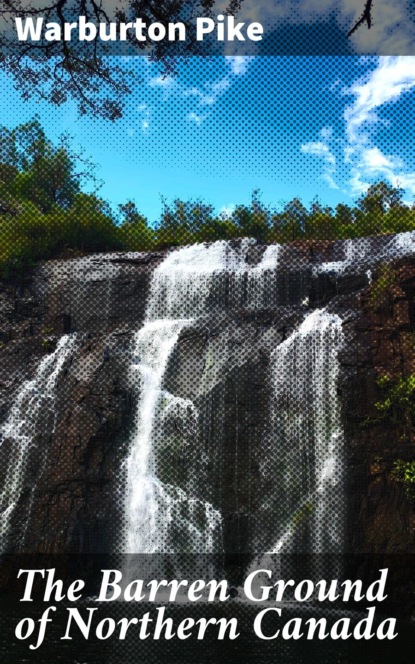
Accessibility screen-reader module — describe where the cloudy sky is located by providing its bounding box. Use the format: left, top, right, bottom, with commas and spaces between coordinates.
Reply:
0, 54, 414, 219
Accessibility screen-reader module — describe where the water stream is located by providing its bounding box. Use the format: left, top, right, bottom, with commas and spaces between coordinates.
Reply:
0, 334, 77, 550
270, 309, 345, 555
123, 240, 282, 554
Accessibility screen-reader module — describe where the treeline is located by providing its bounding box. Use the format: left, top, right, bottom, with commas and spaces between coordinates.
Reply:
1, 119, 415, 277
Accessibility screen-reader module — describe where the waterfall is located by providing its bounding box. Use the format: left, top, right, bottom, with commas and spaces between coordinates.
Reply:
246, 244, 280, 310
123, 240, 282, 554
317, 230, 415, 275
0, 334, 77, 551
245, 309, 344, 590
145, 239, 250, 320
269, 309, 345, 554
124, 318, 198, 553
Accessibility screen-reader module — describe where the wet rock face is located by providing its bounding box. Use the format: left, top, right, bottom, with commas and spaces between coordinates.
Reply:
0, 252, 163, 408
0, 253, 162, 555
337, 259, 415, 613
14, 334, 133, 554
162, 309, 303, 559
340, 258, 415, 556
33, 252, 165, 334
0, 239, 414, 573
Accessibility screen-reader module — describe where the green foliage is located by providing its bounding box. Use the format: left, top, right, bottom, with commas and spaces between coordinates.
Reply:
41, 336, 56, 352
374, 374, 415, 435
118, 201, 155, 251
229, 189, 270, 242
1, 118, 415, 279
391, 460, 415, 501
1, 118, 99, 213
0, 119, 126, 277
0, 193, 125, 278
369, 264, 398, 307
358, 181, 404, 214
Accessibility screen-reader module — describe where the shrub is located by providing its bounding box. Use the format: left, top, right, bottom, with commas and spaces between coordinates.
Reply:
391, 460, 415, 501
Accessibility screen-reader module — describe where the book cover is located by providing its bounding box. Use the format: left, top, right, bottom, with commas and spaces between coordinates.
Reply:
0, 2, 414, 662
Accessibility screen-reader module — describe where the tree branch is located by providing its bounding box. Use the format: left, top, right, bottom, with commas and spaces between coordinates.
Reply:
348, 0, 374, 38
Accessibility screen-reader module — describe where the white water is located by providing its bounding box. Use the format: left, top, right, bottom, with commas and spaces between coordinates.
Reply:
146, 239, 253, 320
270, 309, 345, 554
317, 231, 415, 274
246, 244, 281, 309
124, 240, 282, 553
124, 319, 198, 553
2, 234, 414, 563
246, 309, 344, 587
145, 239, 281, 320
0, 334, 77, 550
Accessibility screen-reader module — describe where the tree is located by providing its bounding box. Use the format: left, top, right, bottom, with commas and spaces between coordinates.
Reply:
230, 189, 269, 242
119, 200, 154, 250
355, 181, 403, 235
0, 119, 125, 275
156, 197, 214, 246
357, 181, 404, 215
334, 203, 355, 239
305, 199, 334, 240
272, 197, 308, 243
348, 0, 373, 37
0, 117, 99, 212
0, 0, 223, 120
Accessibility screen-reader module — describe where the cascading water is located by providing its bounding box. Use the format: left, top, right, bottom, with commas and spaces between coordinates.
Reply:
317, 230, 415, 275
246, 309, 344, 588
0, 334, 77, 551
269, 309, 345, 555
246, 244, 280, 310
0, 239, 350, 563
123, 240, 283, 554
124, 318, 201, 554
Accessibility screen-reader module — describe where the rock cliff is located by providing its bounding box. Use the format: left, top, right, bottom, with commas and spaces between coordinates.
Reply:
0, 236, 414, 611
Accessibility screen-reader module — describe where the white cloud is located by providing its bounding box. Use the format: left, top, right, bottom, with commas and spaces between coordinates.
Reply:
183, 57, 251, 110
187, 112, 205, 126
320, 126, 333, 140
322, 173, 340, 190
226, 56, 254, 76
301, 141, 336, 166
360, 147, 395, 171
349, 168, 370, 196
343, 57, 415, 197
398, 174, 415, 194
329, 79, 342, 92
344, 57, 415, 143
180, 56, 253, 124
150, 75, 176, 89
300, 57, 415, 199
137, 103, 151, 132
212, 78, 231, 93
300, 127, 338, 189
183, 87, 215, 106
143, 53, 253, 127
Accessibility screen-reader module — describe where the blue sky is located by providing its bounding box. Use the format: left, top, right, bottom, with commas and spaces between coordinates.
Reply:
0, 55, 414, 221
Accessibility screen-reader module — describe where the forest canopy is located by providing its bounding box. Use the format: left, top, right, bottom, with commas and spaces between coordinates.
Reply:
0, 119, 414, 278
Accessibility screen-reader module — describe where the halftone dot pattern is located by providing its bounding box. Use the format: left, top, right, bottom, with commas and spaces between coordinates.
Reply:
1, 52, 415, 662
